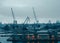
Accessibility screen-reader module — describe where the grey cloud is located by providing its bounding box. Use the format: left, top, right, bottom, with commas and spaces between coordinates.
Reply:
0, 0, 60, 23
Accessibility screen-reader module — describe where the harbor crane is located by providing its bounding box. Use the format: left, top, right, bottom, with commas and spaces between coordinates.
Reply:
22, 16, 30, 31
11, 8, 17, 24
32, 7, 39, 24
23, 16, 30, 24
32, 7, 40, 28
2, 8, 17, 32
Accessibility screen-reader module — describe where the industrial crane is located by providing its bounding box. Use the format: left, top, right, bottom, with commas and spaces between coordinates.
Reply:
32, 7, 39, 24
11, 8, 17, 24
23, 16, 30, 24
2, 8, 17, 33
32, 7, 40, 28
21, 16, 30, 31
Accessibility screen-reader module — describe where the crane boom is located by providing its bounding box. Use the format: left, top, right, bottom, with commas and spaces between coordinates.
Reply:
11, 8, 17, 24
32, 7, 39, 23
11, 8, 15, 21
23, 16, 30, 24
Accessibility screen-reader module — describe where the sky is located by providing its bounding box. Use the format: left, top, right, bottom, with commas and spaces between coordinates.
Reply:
0, 0, 60, 23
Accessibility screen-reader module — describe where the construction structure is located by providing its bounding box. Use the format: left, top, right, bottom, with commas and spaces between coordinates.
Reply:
11, 8, 17, 24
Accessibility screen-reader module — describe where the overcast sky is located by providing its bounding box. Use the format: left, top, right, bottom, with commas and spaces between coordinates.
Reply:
0, 0, 60, 23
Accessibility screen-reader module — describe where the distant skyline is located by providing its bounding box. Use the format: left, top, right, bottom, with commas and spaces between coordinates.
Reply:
0, 0, 60, 23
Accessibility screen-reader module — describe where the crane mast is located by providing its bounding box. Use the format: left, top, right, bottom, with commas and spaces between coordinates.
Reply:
11, 8, 17, 24
32, 7, 39, 23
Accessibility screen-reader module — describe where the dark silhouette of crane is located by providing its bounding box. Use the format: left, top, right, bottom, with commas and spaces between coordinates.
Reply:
32, 7, 39, 24
32, 7, 40, 28
22, 16, 30, 31
23, 16, 30, 24
11, 8, 17, 24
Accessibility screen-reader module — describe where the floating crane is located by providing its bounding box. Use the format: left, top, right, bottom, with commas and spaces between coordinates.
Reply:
11, 8, 17, 24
